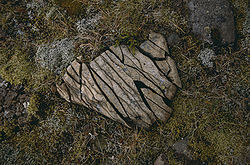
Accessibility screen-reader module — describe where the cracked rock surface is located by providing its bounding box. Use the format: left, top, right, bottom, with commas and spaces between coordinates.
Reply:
57, 32, 181, 128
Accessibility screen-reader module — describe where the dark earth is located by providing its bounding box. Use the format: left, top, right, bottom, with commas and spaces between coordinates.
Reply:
0, 76, 30, 138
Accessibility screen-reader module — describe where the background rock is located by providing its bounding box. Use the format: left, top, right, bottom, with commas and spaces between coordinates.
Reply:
188, 0, 235, 44
167, 33, 181, 47
172, 137, 192, 160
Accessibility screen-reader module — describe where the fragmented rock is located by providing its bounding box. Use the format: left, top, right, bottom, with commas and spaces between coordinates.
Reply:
57, 32, 181, 128
188, 0, 235, 44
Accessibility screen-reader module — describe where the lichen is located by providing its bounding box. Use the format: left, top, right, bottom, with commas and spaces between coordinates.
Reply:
35, 38, 75, 75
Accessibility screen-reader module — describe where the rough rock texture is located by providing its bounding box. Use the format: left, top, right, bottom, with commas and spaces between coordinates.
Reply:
57, 32, 181, 128
154, 154, 169, 165
188, 0, 235, 44
0, 76, 29, 127
167, 33, 181, 47
35, 38, 75, 75
172, 137, 193, 160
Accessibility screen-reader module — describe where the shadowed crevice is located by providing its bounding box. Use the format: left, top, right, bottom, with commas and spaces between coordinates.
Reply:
108, 46, 166, 97
148, 39, 169, 56
135, 45, 166, 61
134, 80, 171, 120
135, 45, 177, 88
86, 64, 135, 128
93, 57, 132, 118
107, 46, 125, 64
134, 80, 172, 107
101, 52, 153, 122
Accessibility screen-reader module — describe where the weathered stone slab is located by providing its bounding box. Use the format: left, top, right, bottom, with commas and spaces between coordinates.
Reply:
57, 32, 181, 128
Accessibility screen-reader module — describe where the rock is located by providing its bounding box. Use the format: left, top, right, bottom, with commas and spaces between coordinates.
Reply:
172, 137, 193, 160
23, 102, 30, 109
35, 38, 75, 75
188, 0, 235, 44
57, 32, 181, 128
18, 116, 27, 125
198, 48, 215, 68
167, 33, 181, 47
4, 91, 18, 107
0, 80, 8, 88
154, 154, 169, 165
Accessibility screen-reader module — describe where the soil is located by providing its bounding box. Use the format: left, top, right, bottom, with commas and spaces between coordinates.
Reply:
0, 76, 30, 127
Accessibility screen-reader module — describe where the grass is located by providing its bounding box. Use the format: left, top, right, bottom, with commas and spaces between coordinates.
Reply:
0, 0, 248, 164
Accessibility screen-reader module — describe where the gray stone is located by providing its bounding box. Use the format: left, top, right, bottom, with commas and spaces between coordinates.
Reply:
198, 48, 215, 68
35, 38, 75, 75
57, 32, 181, 128
154, 154, 169, 165
188, 0, 235, 44
172, 137, 193, 160
167, 33, 180, 47
0, 80, 8, 88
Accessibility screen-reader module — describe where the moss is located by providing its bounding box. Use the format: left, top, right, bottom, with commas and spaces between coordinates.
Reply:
231, 0, 248, 49
0, 47, 34, 85
54, 0, 86, 17
232, 0, 248, 32
76, 0, 188, 57
0, 43, 56, 92
27, 94, 40, 117
0, 120, 18, 142
163, 38, 248, 163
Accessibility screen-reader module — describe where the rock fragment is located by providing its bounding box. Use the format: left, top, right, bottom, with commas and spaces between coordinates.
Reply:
57, 33, 181, 128
167, 33, 180, 47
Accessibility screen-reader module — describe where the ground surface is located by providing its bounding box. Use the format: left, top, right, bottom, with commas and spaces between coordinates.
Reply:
0, 0, 248, 164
